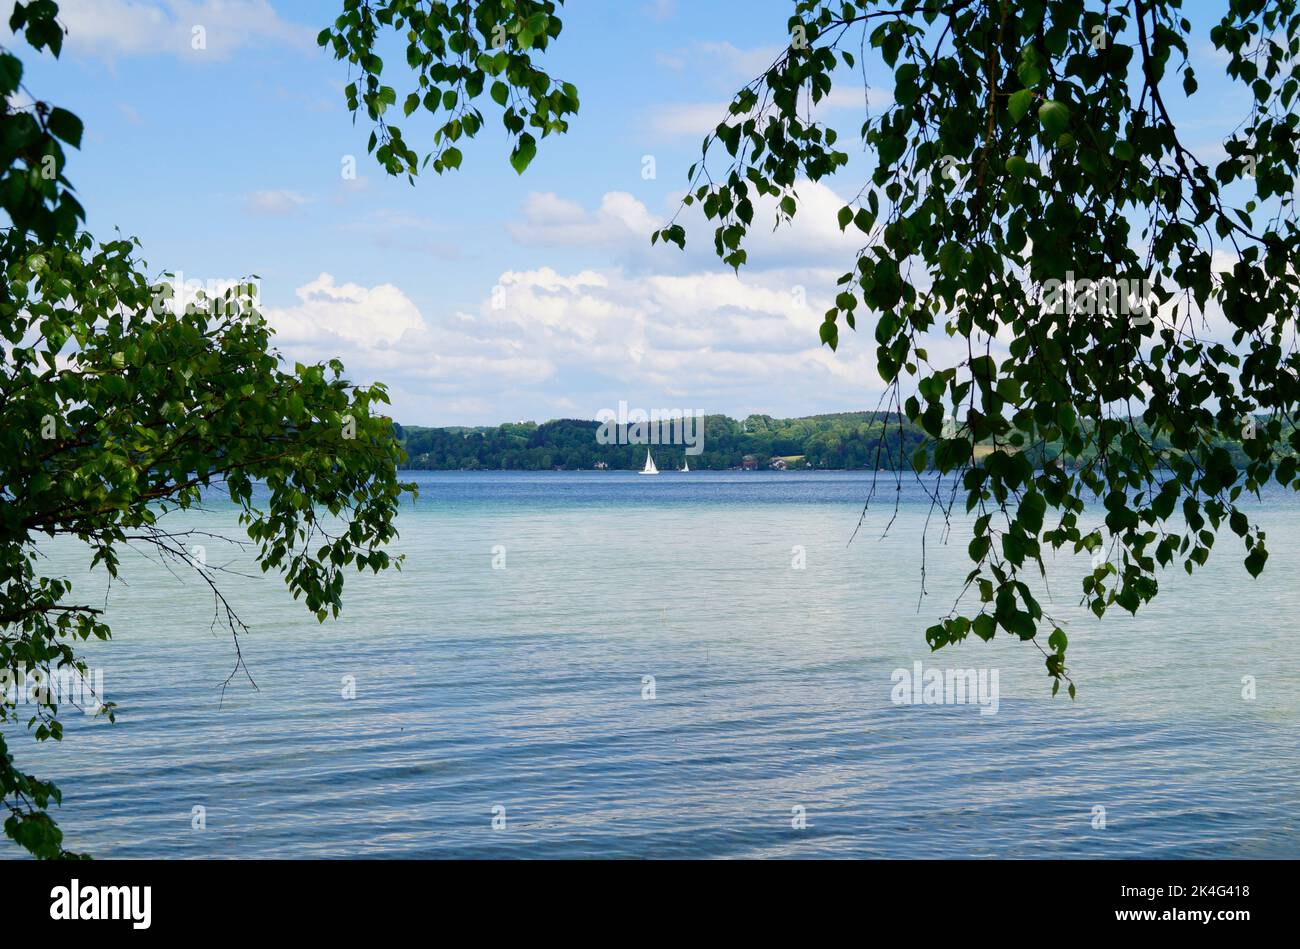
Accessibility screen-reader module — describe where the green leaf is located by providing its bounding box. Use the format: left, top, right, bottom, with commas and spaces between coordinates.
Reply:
1008, 88, 1033, 122
0, 53, 22, 95
1037, 100, 1069, 137
1019, 492, 1046, 534
47, 108, 82, 148
1017, 46, 1044, 89
510, 134, 537, 175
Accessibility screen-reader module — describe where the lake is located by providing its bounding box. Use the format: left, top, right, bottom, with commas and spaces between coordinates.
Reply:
5, 470, 1299, 858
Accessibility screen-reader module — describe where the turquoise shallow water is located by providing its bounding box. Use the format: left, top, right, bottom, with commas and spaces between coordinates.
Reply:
5, 471, 1299, 857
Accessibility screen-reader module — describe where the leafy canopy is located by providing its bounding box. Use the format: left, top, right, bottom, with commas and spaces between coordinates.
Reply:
339, 0, 1300, 695
1, 1, 411, 858
318, 0, 578, 176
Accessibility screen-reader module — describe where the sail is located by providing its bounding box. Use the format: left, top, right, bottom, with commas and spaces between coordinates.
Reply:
681, 457, 689, 472
641, 450, 658, 475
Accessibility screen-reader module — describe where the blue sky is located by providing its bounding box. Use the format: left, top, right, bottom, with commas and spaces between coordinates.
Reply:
16, 1, 1247, 425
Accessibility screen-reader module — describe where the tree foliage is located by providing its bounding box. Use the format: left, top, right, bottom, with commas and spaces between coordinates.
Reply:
317, 0, 578, 176
338, 0, 1300, 696
1, 1, 411, 857
399, 410, 1278, 472
400, 412, 932, 470
655, 0, 1300, 695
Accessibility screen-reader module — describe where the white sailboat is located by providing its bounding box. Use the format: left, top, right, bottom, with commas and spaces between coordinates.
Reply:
639, 449, 659, 475
680, 457, 690, 472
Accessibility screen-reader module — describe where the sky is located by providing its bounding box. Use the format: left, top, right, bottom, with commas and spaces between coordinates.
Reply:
14, 0, 1247, 426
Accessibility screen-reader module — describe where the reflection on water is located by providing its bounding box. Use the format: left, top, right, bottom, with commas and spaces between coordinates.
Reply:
7, 472, 1299, 857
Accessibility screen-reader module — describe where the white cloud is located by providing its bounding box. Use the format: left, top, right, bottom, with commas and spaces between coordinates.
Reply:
508, 192, 659, 246
262, 261, 884, 426
694, 41, 783, 78
655, 41, 782, 80
646, 101, 732, 138
53, 0, 312, 60
252, 183, 912, 425
246, 189, 313, 216
647, 84, 894, 138
508, 180, 866, 273
643, 0, 675, 22
268, 273, 427, 348
820, 84, 895, 113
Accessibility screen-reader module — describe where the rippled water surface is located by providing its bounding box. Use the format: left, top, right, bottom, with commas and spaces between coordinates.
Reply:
7, 471, 1299, 858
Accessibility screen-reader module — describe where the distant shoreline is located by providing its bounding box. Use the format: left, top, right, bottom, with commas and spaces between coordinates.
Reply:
396, 466, 873, 472
396, 413, 1264, 473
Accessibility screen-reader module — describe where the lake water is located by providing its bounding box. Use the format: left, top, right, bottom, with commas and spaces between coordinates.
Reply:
6, 471, 1299, 858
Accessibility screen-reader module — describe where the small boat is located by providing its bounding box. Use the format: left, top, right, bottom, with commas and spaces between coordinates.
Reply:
639, 450, 659, 475
680, 457, 690, 472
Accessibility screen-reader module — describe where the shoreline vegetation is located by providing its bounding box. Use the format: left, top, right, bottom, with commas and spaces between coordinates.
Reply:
396, 411, 1271, 472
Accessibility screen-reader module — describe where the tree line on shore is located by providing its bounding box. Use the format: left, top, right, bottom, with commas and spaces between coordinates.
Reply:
397, 412, 1273, 472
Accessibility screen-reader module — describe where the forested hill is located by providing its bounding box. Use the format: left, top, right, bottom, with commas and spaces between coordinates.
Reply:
398, 412, 913, 470
395, 412, 1266, 471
